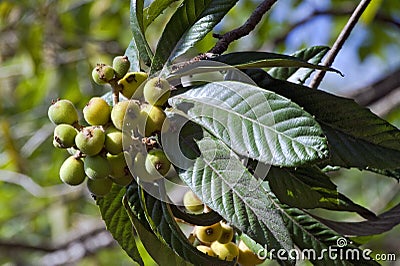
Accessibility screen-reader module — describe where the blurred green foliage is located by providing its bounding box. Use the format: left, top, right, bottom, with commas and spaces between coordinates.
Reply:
0, 0, 399, 265
0, 0, 135, 264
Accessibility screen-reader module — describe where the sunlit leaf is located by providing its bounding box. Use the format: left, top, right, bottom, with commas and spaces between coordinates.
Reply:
169, 0, 239, 61
143, 0, 180, 28
151, 0, 214, 73
169, 81, 328, 167
125, 38, 141, 72
130, 0, 153, 66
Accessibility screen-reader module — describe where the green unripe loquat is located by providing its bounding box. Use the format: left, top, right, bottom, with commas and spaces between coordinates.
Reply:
75, 126, 105, 156
111, 100, 129, 130
133, 152, 160, 182
92, 64, 115, 85
92, 66, 106, 85
112, 55, 130, 79
143, 77, 171, 106
125, 101, 142, 130
210, 241, 239, 261
59, 156, 86, 186
122, 135, 142, 160
83, 97, 111, 126
195, 223, 223, 244
104, 126, 123, 155
139, 104, 166, 136
53, 124, 78, 149
118, 72, 148, 99
145, 149, 171, 177
102, 65, 115, 81
183, 190, 204, 213
110, 173, 133, 186
111, 100, 141, 130
92, 69, 105, 85
48, 99, 79, 125
87, 177, 113, 197
84, 155, 111, 180
107, 152, 133, 186
218, 222, 234, 244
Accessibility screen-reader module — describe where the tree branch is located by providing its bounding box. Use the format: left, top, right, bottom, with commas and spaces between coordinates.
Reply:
348, 67, 400, 106
0, 224, 119, 265
209, 0, 278, 55
340, 66, 400, 117
272, 9, 400, 46
0, 224, 109, 252
368, 89, 400, 117
310, 0, 371, 89
0, 170, 82, 198
40, 229, 117, 266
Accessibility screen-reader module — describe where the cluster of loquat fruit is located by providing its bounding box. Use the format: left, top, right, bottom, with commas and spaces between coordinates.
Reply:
183, 190, 265, 265
49, 55, 264, 265
48, 55, 173, 196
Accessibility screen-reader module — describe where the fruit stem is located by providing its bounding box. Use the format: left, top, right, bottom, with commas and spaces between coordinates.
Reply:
109, 79, 121, 105
72, 121, 81, 131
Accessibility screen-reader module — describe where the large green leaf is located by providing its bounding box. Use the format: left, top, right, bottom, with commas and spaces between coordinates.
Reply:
268, 46, 330, 83
130, 0, 152, 66
125, 183, 192, 266
178, 136, 293, 255
133, 0, 144, 32
245, 69, 400, 170
212, 51, 342, 75
169, 81, 329, 167
138, 184, 234, 266
266, 188, 379, 266
124, 38, 141, 72
267, 166, 376, 219
169, 0, 239, 62
150, 0, 213, 73
96, 184, 143, 265
143, 0, 180, 29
